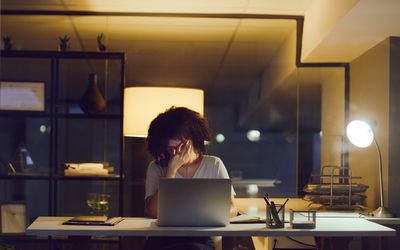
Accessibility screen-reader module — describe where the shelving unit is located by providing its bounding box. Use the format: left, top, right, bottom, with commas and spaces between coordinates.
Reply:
0, 50, 125, 247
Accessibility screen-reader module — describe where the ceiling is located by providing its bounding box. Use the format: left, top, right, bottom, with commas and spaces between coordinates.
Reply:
0, 0, 314, 15
0, 14, 296, 104
302, 0, 400, 62
0, 0, 313, 106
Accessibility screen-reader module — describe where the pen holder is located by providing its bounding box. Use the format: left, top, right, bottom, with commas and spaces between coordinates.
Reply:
266, 204, 285, 228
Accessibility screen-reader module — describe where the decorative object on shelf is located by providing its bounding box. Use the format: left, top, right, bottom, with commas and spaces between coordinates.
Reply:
9, 143, 36, 173
97, 32, 107, 51
79, 73, 107, 114
0, 203, 27, 233
0, 81, 45, 111
64, 162, 110, 176
86, 193, 110, 217
2, 36, 12, 51
346, 119, 393, 218
123, 87, 204, 137
58, 35, 70, 52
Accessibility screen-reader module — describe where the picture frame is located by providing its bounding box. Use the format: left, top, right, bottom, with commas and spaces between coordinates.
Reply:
0, 202, 27, 234
0, 81, 45, 111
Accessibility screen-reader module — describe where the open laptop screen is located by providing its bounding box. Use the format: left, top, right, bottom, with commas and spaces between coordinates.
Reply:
157, 179, 231, 227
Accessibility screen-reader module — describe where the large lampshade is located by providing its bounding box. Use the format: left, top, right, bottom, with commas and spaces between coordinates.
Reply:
123, 87, 204, 137
346, 120, 374, 148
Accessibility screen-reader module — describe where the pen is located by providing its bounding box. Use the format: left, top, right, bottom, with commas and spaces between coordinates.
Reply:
277, 198, 289, 214
270, 201, 283, 226
263, 196, 271, 206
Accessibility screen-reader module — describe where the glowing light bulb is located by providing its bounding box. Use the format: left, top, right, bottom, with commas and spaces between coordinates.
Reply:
215, 133, 225, 143
247, 130, 261, 142
346, 120, 374, 148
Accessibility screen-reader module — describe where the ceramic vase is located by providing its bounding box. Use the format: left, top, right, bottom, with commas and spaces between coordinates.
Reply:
79, 73, 107, 114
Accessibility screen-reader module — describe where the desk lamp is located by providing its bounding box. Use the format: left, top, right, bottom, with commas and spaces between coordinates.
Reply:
346, 120, 392, 217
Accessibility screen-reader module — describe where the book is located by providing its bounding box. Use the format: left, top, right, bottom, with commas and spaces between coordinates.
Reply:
230, 214, 265, 224
64, 169, 109, 176
62, 216, 124, 226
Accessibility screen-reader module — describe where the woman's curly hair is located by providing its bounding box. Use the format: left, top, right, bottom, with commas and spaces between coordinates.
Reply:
147, 107, 211, 166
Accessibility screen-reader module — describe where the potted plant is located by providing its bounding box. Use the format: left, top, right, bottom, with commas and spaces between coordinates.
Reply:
2, 36, 12, 51
58, 35, 70, 52
97, 33, 107, 52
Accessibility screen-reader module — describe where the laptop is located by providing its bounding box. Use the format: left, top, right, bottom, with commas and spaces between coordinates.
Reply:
157, 178, 231, 227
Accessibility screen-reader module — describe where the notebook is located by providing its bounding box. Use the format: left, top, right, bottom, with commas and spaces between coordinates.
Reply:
157, 178, 231, 227
230, 214, 266, 224
62, 216, 124, 226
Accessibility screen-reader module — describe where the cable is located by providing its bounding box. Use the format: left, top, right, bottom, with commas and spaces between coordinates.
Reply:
272, 239, 277, 250
286, 236, 317, 248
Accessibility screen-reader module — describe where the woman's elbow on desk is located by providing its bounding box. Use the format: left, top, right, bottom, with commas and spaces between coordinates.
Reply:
144, 193, 158, 218
230, 197, 239, 217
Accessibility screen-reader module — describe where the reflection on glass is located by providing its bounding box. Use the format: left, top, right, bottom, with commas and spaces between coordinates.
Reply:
246, 130, 261, 142
86, 193, 110, 216
10, 143, 35, 173
231, 170, 243, 180
215, 133, 225, 143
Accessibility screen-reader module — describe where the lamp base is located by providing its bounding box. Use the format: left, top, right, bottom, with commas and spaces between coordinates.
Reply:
371, 206, 393, 218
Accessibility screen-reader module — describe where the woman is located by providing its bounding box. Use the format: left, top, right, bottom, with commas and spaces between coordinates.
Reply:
144, 107, 237, 250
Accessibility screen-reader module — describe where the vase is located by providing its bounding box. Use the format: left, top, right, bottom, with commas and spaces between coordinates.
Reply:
58, 43, 68, 52
97, 44, 107, 52
79, 73, 107, 114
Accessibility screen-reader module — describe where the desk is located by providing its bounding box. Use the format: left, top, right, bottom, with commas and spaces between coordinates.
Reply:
27, 216, 395, 237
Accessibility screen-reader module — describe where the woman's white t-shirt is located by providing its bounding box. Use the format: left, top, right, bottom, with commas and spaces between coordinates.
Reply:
145, 155, 235, 200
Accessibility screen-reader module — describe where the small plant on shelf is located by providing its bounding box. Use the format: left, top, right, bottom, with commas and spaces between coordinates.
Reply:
58, 35, 70, 52
97, 32, 107, 51
2, 36, 12, 51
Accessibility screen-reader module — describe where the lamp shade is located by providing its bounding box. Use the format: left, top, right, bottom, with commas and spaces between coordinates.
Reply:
346, 120, 374, 148
123, 87, 204, 137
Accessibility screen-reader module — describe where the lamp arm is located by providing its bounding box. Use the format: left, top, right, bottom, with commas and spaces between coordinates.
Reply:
373, 138, 385, 208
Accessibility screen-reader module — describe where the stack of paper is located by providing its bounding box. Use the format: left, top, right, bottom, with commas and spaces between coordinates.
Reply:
64, 163, 109, 176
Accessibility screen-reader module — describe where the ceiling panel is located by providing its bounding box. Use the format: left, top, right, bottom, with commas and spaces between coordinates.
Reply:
234, 19, 295, 43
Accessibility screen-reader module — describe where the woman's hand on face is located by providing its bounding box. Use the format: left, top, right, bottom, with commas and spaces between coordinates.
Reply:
167, 140, 192, 174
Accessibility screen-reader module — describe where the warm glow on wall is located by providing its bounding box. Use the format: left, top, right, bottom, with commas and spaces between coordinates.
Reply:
123, 87, 204, 137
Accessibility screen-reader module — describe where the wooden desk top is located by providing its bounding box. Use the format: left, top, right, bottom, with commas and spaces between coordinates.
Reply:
26, 216, 396, 237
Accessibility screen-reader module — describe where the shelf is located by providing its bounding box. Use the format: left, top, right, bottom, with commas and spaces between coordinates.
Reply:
0, 50, 126, 60
55, 113, 121, 119
1, 50, 125, 240
0, 174, 50, 180
0, 111, 50, 118
55, 174, 121, 181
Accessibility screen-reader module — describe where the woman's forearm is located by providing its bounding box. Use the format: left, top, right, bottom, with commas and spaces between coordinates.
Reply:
144, 192, 158, 218
230, 198, 238, 217
165, 168, 178, 178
